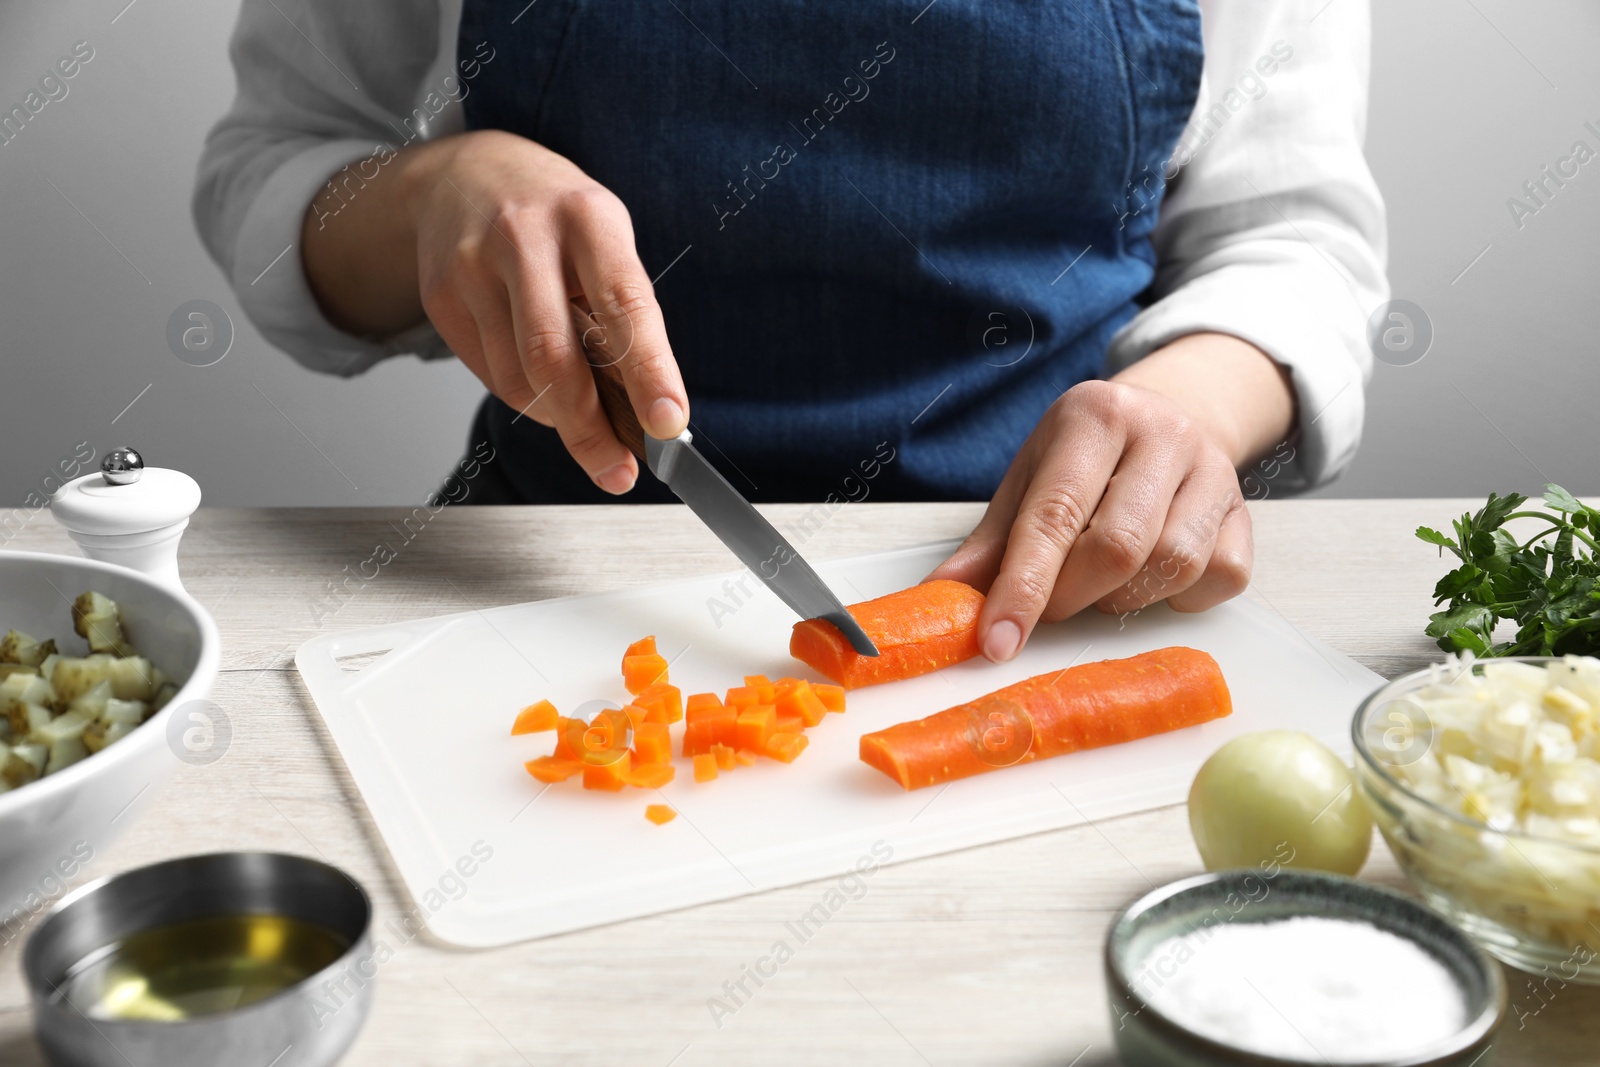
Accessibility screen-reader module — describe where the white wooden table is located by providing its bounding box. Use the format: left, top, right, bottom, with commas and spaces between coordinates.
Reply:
1, 500, 1593, 1065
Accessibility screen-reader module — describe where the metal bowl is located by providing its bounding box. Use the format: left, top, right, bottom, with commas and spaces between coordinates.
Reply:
24, 852, 374, 1067
1104, 869, 1506, 1067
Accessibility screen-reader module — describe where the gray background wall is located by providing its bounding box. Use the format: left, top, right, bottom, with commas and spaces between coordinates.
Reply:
0, 0, 1595, 508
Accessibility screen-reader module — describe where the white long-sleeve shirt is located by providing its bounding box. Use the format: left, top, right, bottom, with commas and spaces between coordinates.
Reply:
194, 0, 1386, 492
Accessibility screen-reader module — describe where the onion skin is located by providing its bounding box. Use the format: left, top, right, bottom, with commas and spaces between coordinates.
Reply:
1188, 730, 1372, 876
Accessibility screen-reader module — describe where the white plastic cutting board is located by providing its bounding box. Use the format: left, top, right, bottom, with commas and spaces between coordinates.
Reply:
296, 541, 1382, 947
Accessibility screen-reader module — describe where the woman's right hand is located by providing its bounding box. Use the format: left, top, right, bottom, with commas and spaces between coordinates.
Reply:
303, 129, 688, 494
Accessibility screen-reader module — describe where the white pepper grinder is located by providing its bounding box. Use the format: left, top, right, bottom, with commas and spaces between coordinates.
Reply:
48, 447, 202, 596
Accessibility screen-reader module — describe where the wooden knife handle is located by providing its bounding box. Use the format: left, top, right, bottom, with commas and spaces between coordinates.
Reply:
572, 303, 647, 462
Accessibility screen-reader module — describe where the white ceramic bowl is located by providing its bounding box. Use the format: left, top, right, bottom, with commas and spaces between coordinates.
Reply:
0, 550, 220, 931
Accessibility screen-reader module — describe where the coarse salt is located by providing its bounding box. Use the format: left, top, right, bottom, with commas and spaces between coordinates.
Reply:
1135, 916, 1467, 1062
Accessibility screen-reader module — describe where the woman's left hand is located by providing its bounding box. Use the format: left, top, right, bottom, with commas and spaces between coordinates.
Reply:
927, 332, 1295, 662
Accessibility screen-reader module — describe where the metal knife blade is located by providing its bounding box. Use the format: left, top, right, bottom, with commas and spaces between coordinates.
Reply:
645, 432, 879, 657
572, 303, 877, 656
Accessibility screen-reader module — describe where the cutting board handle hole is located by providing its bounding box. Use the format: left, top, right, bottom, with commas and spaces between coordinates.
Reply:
336, 649, 393, 673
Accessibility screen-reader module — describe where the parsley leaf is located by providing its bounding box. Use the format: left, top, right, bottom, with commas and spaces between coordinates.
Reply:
1417, 484, 1600, 656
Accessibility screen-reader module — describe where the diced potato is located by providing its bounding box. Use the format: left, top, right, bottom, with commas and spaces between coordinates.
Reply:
102, 698, 148, 725
104, 657, 157, 702
70, 679, 113, 720
44, 734, 88, 775
3, 741, 47, 788
72, 592, 134, 657
81, 718, 137, 755
4, 700, 52, 739
51, 655, 116, 705
0, 590, 173, 792
0, 630, 56, 667
0, 671, 53, 707
1542, 686, 1594, 739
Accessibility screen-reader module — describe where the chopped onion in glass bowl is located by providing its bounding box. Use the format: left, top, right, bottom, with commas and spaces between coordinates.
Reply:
1354, 654, 1600, 982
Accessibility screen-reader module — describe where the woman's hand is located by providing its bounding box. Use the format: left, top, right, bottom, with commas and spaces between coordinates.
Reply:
302, 130, 687, 494
928, 333, 1296, 661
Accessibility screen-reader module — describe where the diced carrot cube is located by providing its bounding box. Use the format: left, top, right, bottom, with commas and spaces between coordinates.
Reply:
684, 705, 736, 756
582, 750, 631, 791
724, 686, 759, 708
762, 732, 809, 764
525, 756, 582, 783
636, 683, 683, 725
744, 674, 772, 687
735, 750, 757, 767
693, 753, 719, 782
711, 742, 737, 771
685, 692, 722, 715
626, 762, 676, 788
776, 680, 828, 727
623, 653, 670, 694
625, 635, 657, 658
621, 703, 649, 730
736, 706, 777, 752
813, 684, 846, 713
645, 803, 677, 825
553, 717, 584, 760
577, 709, 633, 764
512, 699, 559, 735
633, 721, 672, 765
775, 710, 805, 734
743, 675, 776, 703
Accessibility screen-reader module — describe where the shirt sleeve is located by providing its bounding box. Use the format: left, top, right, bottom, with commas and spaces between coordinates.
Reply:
192, 0, 464, 377
1104, 0, 1389, 493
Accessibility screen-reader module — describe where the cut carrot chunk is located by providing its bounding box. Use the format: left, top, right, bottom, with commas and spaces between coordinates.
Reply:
693, 753, 719, 782
575, 709, 633, 765
813, 684, 846, 713
621, 703, 649, 730
859, 646, 1233, 790
512, 699, 559, 735
735, 706, 777, 752
790, 579, 984, 689
684, 704, 736, 757
582, 750, 631, 791
762, 731, 809, 764
711, 742, 738, 771
632, 721, 672, 764
636, 683, 683, 725
626, 762, 676, 788
553, 717, 583, 760
686, 692, 722, 715
625, 635, 657, 659
623, 653, 670, 695
743, 675, 776, 703
724, 686, 760, 709
525, 756, 582, 783
645, 804, 677, 825
735, 750, 757, 767
776, 680, 828, 727
775, 710, 805, 734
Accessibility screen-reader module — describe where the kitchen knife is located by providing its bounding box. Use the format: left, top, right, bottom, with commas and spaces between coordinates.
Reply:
573, 305, 878, 656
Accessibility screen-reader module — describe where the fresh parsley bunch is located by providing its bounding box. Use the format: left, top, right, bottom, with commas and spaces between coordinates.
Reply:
1418, 485, 1600, 657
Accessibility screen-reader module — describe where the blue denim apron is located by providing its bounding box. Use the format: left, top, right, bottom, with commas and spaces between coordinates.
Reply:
456, 0, 1202, 503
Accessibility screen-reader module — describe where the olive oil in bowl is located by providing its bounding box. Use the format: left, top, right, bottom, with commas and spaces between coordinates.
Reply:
54, 913, 351, 1022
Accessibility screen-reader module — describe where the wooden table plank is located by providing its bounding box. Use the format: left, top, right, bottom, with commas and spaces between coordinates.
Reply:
0, 501, 1593, 1065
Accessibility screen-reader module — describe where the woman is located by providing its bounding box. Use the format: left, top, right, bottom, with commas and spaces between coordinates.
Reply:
194, 0, 1386, 663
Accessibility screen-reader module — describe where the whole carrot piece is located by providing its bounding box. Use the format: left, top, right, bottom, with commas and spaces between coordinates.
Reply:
859, 646, 1231, 790
790, 580, 984, 689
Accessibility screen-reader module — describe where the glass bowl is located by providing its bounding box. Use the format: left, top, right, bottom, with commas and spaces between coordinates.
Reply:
1353, 657, 1600, 982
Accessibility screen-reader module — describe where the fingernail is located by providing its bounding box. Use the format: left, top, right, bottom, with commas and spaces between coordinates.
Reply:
595, 463, 636, 495
647, 398, 684, 437
984, 619, 1022, 662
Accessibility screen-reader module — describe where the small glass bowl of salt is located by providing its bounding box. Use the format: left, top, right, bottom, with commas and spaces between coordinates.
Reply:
1105, 868, 1505, 1066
